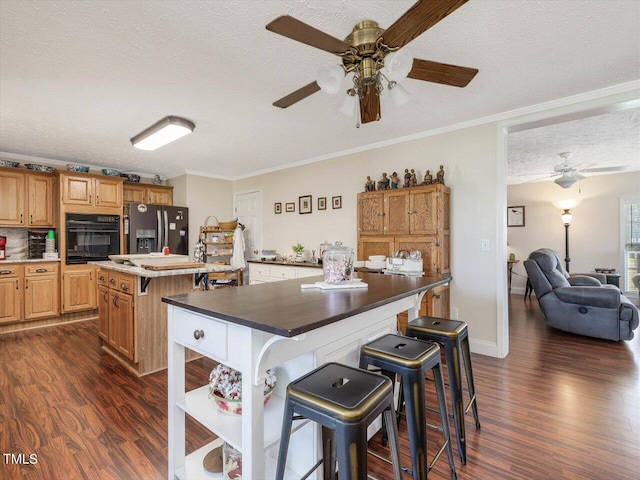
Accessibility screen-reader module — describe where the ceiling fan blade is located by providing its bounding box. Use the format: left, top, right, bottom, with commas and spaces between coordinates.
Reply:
266, 15, 352, 55
273, 81, 321, 108
359, 87, 381, 124
408, 58, 478, 87
579, 165, 631, 173
380, 0, 469, 49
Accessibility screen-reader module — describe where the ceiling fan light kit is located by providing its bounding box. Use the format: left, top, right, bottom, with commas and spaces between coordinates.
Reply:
130, 116, 195, 151
266, 0, 478, 125
554, 172, 583, 189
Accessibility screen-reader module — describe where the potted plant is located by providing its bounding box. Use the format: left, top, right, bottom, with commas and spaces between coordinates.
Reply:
292, 243, 305, 262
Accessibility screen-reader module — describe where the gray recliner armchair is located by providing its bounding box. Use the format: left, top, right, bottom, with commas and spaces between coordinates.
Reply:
524, 248, 639, 341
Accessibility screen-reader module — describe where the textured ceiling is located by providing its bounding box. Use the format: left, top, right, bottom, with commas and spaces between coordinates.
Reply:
1, 0, 639, 180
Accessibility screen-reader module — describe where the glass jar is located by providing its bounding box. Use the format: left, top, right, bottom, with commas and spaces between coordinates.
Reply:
223, 442, 242, 479
322, 244, 354, 284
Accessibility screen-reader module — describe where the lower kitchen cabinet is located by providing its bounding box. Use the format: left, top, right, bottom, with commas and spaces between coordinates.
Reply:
62, 266, 97, 313
0, 262, 59, 324
248, 262, 323, 284
98, 270, 136, 362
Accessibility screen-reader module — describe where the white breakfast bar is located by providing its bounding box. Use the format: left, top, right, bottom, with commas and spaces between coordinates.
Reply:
163, 272, 451, 479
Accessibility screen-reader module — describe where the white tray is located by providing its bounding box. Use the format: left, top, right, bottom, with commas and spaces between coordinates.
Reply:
301, 281, 368, 290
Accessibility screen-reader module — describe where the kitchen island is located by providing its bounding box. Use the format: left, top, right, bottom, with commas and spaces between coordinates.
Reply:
163, 272, 451, 479
92, 260, 241, 376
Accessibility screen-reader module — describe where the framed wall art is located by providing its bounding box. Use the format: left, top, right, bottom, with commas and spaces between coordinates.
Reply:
332, 195, 342, 209
299, 195, 312, 214
318, 197, 327, 210
507, 206, 525, 227
274, 202, 282, 214
285, 202, 295, 213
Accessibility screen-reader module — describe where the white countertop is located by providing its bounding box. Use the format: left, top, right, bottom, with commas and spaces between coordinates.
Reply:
90, 260, 236, 277
2, 258, 61, 263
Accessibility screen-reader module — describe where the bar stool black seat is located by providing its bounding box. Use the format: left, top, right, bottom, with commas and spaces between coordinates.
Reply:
360, 334, 457, 480
406, 316, 481, 465
275, 362, 403, 480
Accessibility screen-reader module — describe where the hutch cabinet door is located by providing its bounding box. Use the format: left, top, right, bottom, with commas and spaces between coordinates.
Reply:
394, 236, 439, 275
27, 174, 55, 227
358, 237, 394, 261
384, 190, 410, 235
146, 186, 173, 206
0, 170, 25, 225
123, 184, 146, 204
357, 192, 385, 235
409, 189, 438, 235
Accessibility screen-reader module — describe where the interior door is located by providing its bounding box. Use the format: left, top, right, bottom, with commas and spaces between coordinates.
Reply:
234, 190, 262, 260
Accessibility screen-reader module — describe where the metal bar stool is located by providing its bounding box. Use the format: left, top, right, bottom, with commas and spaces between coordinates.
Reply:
275, 362, 403, 480
406, 317, 481, 465
360, 334, 457, 480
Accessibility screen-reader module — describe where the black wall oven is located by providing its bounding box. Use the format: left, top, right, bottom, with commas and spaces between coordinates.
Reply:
65, 213, 120, 264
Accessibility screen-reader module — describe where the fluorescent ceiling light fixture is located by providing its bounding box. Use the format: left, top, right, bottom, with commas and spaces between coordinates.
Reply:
131, 116, 195, 151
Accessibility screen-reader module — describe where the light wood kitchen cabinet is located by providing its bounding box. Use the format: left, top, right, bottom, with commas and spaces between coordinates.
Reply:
24, 263, 59, 320
0, 169, 55, 227
123, 184, 173, 205
0, 263, 59, 323
0, 265, 22, 323
62, 266, 97, 313
98, 270, 136, 362
60, 173, 123, 208
27, 174, 55, 226
357, 184, 450, 320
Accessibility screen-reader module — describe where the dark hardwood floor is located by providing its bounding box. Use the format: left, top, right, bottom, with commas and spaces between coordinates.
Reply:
1, 296, 638, 479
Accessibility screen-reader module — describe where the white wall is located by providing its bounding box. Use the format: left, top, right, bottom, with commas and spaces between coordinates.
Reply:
171, 174, 234, 258
507, 171, 640, 292
234, 123, 500, 354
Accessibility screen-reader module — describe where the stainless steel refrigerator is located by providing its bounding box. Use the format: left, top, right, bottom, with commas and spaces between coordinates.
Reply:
124, 203, 189, 255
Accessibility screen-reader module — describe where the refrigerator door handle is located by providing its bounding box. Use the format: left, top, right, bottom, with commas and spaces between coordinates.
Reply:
164, 210, 169, 247
157, 210, 162, 252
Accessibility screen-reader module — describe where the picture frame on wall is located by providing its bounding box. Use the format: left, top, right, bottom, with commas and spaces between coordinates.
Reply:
332, 195, 342, 209
318, 197, 327, 210
507, 206, 525, 227
299, 195, 312, 214
274, 202, 282, 214
285, 202, 295, 213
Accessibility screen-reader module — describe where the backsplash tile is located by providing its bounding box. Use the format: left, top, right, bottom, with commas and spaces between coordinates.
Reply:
0, 228, 28, 260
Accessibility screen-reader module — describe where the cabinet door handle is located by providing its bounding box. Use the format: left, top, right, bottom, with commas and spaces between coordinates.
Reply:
20, 214, 23, 223
120, 283, 128, 292
433, 293, 441, 299
0, 270, 11, 275
30, 214, 33, 223
16, 279, 19, 290
193, 329, 205, 340
113, 294, 119, 307
110, 278, 116, 284
99, 275, 105, 281
103, 291, 108, 302
25, 279, 28, 289
36, 268, 47, 273
377, 212, 384, 216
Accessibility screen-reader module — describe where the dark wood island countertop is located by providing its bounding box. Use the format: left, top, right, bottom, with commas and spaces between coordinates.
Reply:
162, 272, 450, 337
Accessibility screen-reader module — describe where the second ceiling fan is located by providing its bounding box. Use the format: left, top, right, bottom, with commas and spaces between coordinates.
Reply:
266, 0, 478, 125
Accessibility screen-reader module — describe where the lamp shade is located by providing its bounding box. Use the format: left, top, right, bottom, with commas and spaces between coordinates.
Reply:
384, 49, 413, 82
316, 65, 344, 94
561, 209, 573, 225
131, 116, 195, 151
388, 82, 412, 106
339, 92, 358, 116
554, 173, 583, 189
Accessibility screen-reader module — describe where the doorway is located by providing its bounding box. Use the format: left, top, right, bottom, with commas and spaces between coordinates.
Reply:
234, 190, 262, 261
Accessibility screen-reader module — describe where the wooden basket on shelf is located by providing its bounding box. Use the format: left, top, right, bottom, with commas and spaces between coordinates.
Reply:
202, 216, 237, 232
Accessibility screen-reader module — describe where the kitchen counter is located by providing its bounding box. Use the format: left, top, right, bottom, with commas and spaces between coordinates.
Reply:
165, 272, 450, 478
1, 258, 60, 263
90, 260, 234, 277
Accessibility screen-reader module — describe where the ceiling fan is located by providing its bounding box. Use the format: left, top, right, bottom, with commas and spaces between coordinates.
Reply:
522, 152, 631, 188
265, 0, 478, 125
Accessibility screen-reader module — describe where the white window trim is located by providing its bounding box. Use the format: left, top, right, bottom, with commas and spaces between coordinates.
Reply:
620, 195, 640, 299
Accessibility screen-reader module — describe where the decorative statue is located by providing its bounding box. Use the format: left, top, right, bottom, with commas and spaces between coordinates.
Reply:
410, 169, 418, 187
364, 175, 375, 192
422, 170, 432, 185
377, 172, 390, 190
436, 165, 445, 185
404, 168, 411, 188
389, 172, 400, 189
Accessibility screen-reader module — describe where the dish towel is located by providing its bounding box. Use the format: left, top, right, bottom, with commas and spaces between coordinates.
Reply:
230, 226, 246, 270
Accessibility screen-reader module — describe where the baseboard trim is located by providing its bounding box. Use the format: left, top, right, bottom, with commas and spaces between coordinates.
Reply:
469, 338, 500, 358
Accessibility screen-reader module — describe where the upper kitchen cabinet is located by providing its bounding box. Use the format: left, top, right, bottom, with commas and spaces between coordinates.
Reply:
60, 172, 123, 208
358, 185, 447, 236
0, 168, 55, 227
123, 184, 173, 206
